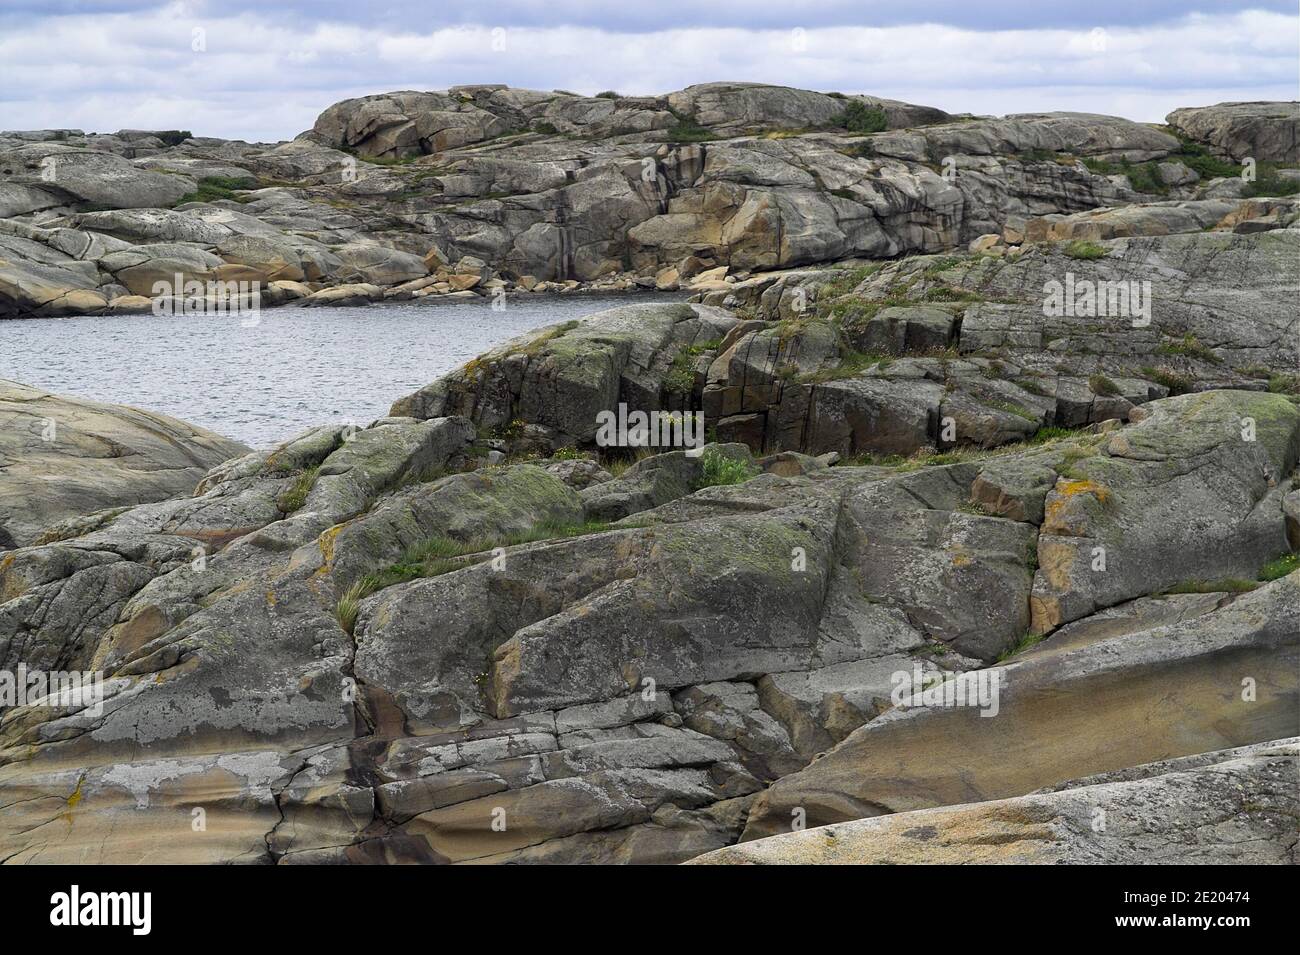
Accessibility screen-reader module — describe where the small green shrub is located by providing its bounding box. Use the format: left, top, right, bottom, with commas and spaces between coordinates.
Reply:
832, 101, 888, 134
1120, 159, 1166, 194
666, 112, 720, 143
696, 448, 758, 488
1172, 141, 1239, 180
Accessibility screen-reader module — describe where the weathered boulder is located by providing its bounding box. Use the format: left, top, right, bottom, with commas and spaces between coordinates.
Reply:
1167, 102, 1299, 163
391, 302, 742, 446
1030, 390, 1299, 633
0, 380, 247, 550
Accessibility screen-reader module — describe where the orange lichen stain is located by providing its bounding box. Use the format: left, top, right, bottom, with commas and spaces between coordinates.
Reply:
266, 590, 278, 608
318, 525, 344, 567
1059, 479, 1110, 503
1045, 479, 1111, 525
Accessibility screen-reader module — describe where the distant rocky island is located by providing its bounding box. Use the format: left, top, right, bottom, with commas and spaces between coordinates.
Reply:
0, 83, 1297, 864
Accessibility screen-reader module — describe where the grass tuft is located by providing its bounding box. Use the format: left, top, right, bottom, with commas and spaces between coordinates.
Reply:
1259, 553, 1299, 582
1064, 240, 1106, 260
696, 448, 759, 488
997, 631, 1047, 663
277, 466, 319, 514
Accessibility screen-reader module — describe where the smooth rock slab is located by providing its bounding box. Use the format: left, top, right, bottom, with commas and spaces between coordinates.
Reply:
693, 739, 1299, 864
0, 379, 247, 549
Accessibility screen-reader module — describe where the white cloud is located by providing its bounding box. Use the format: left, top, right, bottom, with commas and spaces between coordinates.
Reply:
0, 7, 1295, 140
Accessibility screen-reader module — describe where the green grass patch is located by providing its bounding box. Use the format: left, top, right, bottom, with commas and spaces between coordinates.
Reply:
1243, 162, 1300, 198
516, 320, 580, 356
986, 398, 1039, 422
1119, 159, 1167, 195
801, 349, 891, 383
696, 448, 759, 488
1156, 333, 1221, 364
1089, 373, 1121, 396
1163, 578, 1260, 595
1030, 426, 1078, 444
997, 631, 1047, 663
1081, 155, 1168, 190
1064, 240, 1107, 261
666, 112, 720, 143
923, 256, 965, 276
1267, 374, 1300, 395
1081, 156, 1118, 176
1259, 553, 1299, 581
277, 466, 319, 514
920, 286, 983, 303
174, 175, 258, 205
1140, 365, 1195, 395
664, 339, 723, 394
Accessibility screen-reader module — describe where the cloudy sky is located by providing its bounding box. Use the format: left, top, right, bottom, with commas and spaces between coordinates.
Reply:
0, 1, 1296, 142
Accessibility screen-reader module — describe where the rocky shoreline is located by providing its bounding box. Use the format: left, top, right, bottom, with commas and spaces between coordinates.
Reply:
0, 84, 1297, 865
3, 84, 1297, 318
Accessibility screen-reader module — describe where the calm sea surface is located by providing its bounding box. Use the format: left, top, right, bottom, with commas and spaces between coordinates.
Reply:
1, 295, 680, 449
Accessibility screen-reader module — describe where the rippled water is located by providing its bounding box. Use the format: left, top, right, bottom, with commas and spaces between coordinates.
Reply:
0, 295, 681, 449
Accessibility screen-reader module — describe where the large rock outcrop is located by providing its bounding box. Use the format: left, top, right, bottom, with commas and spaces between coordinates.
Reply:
0, 86, 1296, 867
1166, 102, 1299, 163
0, 379, 248, 549
394, 230, 1300, 461
4, 86, 1294, 317
2, 378, 1294, 863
